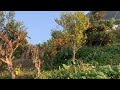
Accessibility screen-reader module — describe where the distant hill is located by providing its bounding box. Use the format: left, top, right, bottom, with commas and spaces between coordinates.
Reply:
87, 11, 120, 20
104, 11, 120, 19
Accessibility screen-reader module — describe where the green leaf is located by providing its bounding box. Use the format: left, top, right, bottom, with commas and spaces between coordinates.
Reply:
63, 64, 70, 70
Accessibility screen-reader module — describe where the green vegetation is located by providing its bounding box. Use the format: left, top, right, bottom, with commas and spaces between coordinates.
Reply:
1, 11, 120, 79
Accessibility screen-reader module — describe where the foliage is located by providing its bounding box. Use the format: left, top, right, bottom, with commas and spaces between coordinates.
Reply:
39, 39, 57, 70
98, 65, 115, 78
1, 11, 120, 79
55, 11, 89, 61
90, 11, 106, 21
1, 60, 120, 79
0, 71, 11, 79
0, 11, 28, 59
85, 17, 115, 46
112, 29, 120, 43
52, 30, 68, 51
28, 44, 44, 77
13, 44, 28, 59
0, 11, 27, 79
39, 62, 107, 79
51, 30, 65, 39
76, 43, 120, 65
114, 19, 120, 25
38, 62, 120, 79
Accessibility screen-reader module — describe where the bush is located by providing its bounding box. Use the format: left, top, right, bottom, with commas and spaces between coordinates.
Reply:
1, 62, 120, 79
114, 19, 120, 25
13, 44, 28, 59
0, 71, 11, 79
86, 30, 116, 46
111, 64, 120, 79
98, 65, 115, 78
112, 29, 120, 43
53, 46, 73, 67
39, 63, 120, 79
72, 71, 107, 79
76, 44, 120, 65
99, 19, 114, 29
86, 19, 114, 46
92, 31, 115, 46
39, 62, 107, 79
39, 63, 108, 79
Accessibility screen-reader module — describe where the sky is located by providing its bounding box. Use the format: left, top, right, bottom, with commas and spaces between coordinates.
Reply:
15, 11, 89, 45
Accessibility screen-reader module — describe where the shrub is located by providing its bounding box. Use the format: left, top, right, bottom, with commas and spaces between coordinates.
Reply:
86, 19, 114, 46
0, 71, 11, 79
76, 44, 120, 66
114, 19, 120, 25
112, 29, 120, 43
92, 31, 115, 46
98, 65, 115, 78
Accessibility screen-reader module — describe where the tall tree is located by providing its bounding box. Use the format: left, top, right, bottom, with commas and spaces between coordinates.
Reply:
1, 11, 28, 59
55, 11, 89, 61
28, 44, 44, 77
0, 11, 27, 79
0, 30, 26, 79
86, 11, 114, 46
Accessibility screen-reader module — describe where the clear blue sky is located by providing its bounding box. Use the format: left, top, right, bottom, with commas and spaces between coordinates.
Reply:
15, 11, 89, 45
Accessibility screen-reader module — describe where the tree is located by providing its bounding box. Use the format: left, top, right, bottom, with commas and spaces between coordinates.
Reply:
51, 30, 68, 51
21, 44, 44, 77
51, 30, 64, 39
0, 30, 26, 79
28, 44, 44, 77
0, 11, 27, 79
55, 11, 90, 61
0, 11, 28, 59
86, 11, 114, 46
91, 11, 106, 21
39, 39, 57, 70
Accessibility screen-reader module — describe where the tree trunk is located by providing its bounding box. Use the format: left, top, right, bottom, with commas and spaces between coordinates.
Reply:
72, 42, 76, 61
8, 62, 15, 79
35, 66, 40, 77
34, 60, 41, 77
36, 68, 40, 77
88, 39, 93, 47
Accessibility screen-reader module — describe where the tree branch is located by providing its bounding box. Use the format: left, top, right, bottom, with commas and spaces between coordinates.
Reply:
0, 58, 8, 64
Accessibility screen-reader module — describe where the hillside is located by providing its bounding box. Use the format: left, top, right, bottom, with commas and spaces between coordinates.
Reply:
87, 11, 120, 20
104, 11, 120, 19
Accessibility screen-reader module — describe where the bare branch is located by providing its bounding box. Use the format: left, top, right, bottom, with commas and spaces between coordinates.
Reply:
0, 58, 8, 64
